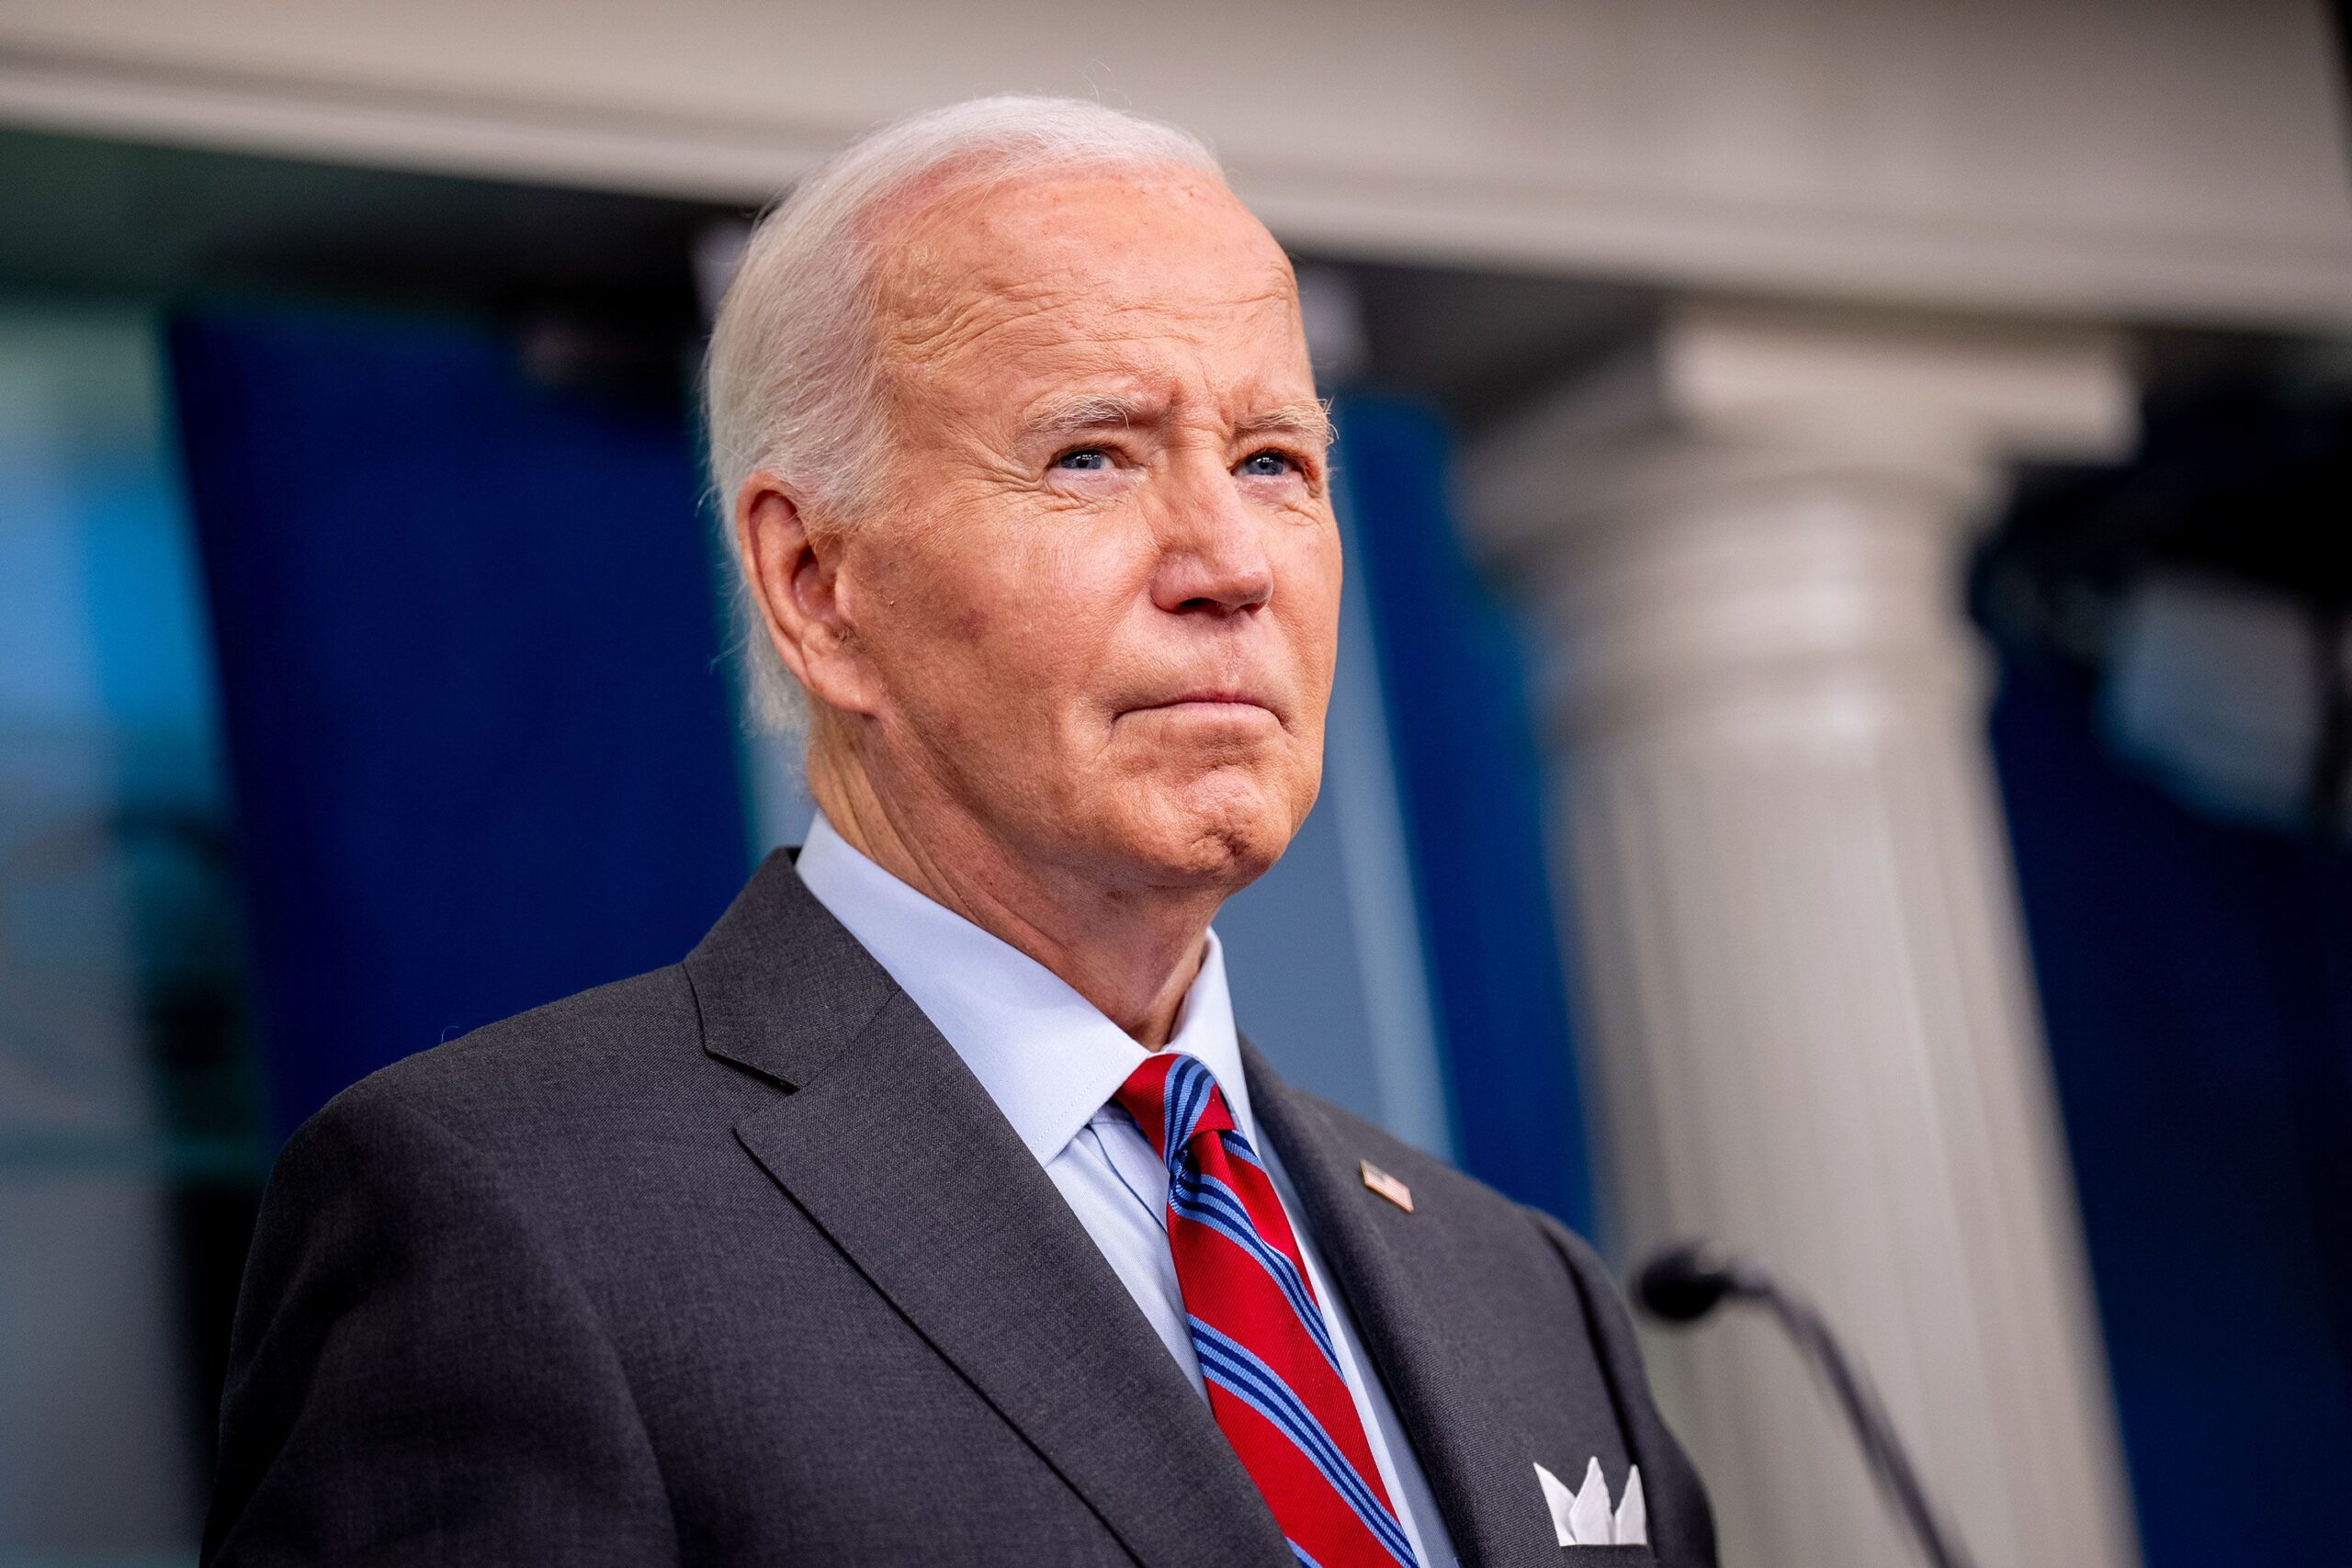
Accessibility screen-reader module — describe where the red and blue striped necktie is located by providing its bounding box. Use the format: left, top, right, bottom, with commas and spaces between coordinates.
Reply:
1116, 1053, 1420, 1568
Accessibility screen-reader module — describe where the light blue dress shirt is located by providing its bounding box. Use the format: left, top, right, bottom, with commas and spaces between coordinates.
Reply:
796, 813, 1458, 1567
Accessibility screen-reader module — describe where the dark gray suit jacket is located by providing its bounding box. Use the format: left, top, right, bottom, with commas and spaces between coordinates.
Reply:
205, 851, 1715, 1566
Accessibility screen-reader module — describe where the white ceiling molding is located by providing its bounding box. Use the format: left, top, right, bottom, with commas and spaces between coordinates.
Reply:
4, 0, 2351, 328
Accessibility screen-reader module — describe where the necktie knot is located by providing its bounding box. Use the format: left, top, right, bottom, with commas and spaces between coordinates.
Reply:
1114, 1052, 1236, 1168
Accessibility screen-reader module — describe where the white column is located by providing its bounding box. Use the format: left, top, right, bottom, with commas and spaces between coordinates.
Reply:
1468, 303, 2143, 1568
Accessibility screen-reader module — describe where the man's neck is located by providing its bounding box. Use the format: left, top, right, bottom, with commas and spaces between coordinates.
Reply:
808, 746, 1220, 1049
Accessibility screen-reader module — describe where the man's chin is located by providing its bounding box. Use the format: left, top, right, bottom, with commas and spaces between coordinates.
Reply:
1104, 778, 1306, 891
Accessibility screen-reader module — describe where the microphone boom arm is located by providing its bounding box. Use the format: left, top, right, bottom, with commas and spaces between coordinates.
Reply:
1635, 1243, 1977, 1568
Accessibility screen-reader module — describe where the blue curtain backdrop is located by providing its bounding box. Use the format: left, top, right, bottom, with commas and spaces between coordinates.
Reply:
170, 307, 749, 1138
1991, 657, 2352, 1567
1335, 398, 1595, 1235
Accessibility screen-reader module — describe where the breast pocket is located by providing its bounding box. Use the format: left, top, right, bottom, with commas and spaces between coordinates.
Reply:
1560, 1549, 1656, 1565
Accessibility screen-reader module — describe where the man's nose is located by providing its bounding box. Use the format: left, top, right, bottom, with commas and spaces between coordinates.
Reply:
1150, 468, 1274, 615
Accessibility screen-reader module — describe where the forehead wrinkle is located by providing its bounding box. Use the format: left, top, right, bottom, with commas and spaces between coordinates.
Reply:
869, 183, 1313, 433
888, 276, 1294, 376
881, 272, 1077, 370
873, 161, 1293, 310
878, 212, 1301, 367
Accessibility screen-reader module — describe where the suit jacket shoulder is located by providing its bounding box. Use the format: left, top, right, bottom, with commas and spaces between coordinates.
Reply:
323, 962, 709, 1140
207, 973, 699, 1565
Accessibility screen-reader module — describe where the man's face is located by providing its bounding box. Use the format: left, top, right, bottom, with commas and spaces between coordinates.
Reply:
827, 169, 1340, 894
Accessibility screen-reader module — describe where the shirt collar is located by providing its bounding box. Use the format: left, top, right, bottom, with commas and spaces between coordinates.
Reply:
793, 811, 1254, 1167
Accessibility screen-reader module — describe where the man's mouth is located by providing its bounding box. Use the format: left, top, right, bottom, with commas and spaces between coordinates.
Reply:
1125, 689, 1281, 722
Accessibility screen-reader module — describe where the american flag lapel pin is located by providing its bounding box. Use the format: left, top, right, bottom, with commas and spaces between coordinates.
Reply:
1359, 1159, 1414, 1213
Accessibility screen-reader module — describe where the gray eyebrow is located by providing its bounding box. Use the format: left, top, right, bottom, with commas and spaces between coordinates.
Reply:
1018, 394, 1336, 450
1021, 393, 1160, 441
1234, 399, 1338, 452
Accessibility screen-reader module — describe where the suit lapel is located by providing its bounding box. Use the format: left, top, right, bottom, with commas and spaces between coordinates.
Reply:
684, 857, 1288, 1568
1244, 1042, 1566, 1568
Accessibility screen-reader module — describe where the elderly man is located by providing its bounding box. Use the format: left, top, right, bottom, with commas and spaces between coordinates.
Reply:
204, 96, 1713, 1568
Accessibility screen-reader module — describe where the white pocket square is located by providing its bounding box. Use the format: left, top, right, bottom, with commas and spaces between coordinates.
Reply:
1534, 1457, 1646, 1548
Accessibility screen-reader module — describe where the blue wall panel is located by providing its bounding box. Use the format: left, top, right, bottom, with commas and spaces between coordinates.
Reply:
1991, 658, 2352, 1567
171, 308, 748, 1137
1335, 398, 1596, 1235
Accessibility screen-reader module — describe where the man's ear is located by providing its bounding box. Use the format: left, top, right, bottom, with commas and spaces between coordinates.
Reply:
735, 472, 881, 716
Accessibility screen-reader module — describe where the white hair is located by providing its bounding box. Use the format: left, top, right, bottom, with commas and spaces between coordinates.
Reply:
704, 95, 1226, 731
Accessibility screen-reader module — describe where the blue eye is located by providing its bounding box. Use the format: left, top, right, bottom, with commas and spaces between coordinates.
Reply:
1239, 450, 1295, 477
1055, 448, 1111, 471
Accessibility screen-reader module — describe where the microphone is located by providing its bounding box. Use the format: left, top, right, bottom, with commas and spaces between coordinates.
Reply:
1634, 1241, 1977, 1568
